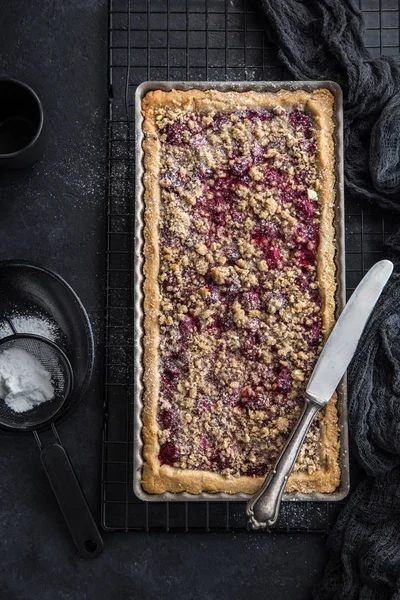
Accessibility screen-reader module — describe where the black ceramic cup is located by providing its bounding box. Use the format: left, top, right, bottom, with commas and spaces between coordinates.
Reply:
0, 78, 45, 169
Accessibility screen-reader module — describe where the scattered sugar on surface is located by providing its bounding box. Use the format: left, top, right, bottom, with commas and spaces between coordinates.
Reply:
0, 313, 61, 342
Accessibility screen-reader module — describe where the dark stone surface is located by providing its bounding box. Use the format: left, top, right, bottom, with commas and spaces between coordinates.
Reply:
0, 1, 328, 598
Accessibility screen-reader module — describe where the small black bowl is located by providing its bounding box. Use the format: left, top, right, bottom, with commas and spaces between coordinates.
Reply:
0, 78, 45, 169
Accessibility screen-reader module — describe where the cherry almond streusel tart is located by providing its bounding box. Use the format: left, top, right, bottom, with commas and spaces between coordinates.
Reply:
141, 88, 340, 495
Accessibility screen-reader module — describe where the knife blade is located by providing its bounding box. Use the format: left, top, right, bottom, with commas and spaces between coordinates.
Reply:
247, 259, 393, 529
306, 259, 393, 406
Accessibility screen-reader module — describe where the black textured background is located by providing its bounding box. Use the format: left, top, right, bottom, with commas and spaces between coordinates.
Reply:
0, 1, 327, 598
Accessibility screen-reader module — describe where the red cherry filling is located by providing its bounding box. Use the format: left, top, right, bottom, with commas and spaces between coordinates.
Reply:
199, 182, 233, 230
212, 174, 232, 195
297, 248, 316, 269
302, 140, 317, 155
157, 408, 174, 429
265, 167, 283, 187
269, 246, 282, 269
209, 210, 226, 228
199, 437, 209, 453
229, 210, 245, 226
296, 273, 313, 292
225, 243, 241, 266
159, 441, 179, 466
211, 310, 235, 333
199, 397, 212, 411
210, 315, 227, 333
240, 338, 262, 360
307, 318, 322, 347
206, 285, 222, 303
196, 167, 213, 181
192, 396, 212, 417
162, 368, 180, 385
259, 220, 281, 240
210, 450, 232, 471
273, 366, 292, 394
281, 187, 316, 222
297, 197, 316, 220
163, 122, 187, 145
281, 185, 300, 203
289, 110, 313, 139
252, 231, 282, 270
246, 463, 272, 477
295, 169, 309, 185
308, 288, 321, 305
240, 328, 264, 359
237, 387, 266, 410
225, 281, 241, 300
252, 144, 266, 165
212, 113, 231, 129
239, 108, 274, 122
230, 158, 251, 177
242, 289, 262, 310
160, 275, 176, 292
294, 223, 319, 250
180, 315, 201, 335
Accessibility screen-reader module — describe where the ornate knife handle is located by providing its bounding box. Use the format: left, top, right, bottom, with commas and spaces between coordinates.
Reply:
246, 400, 321, 530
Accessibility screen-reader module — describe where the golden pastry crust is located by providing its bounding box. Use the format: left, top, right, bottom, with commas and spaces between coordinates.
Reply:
141, 88, 339, 495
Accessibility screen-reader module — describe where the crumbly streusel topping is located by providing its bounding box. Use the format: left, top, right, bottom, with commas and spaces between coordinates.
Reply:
155, 104, 325, 478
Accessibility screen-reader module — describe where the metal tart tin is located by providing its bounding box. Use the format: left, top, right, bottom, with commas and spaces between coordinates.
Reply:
134, 81, 348, 503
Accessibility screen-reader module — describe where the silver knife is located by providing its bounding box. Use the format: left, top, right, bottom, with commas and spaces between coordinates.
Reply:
246, 259, 394, 530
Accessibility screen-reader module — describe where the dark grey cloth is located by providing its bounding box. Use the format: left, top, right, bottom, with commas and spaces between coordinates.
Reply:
259, 0, 400, 598
324, 272, 400, 600
261, 0, 400, 211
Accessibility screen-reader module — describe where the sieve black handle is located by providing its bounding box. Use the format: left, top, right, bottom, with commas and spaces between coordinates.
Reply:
40, 443, 104, 558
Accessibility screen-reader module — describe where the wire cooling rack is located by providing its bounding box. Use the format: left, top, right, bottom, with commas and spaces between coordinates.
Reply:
102, 0, 400, 532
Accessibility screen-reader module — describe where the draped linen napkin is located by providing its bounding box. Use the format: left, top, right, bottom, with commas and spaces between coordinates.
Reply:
259, 1, 400, 597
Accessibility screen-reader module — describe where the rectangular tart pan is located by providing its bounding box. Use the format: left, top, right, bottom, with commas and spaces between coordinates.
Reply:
134, 81, 348, 503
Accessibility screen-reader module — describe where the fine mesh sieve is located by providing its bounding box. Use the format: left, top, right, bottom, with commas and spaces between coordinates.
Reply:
0, 328, 104, 557
0, 282, 103, 558
0, 334, 73, 431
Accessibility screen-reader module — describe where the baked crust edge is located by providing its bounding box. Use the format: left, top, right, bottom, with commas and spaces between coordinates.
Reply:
140, 88, 340, 496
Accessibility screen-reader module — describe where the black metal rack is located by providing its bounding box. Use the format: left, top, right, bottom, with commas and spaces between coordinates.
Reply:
102, 0, 400, 532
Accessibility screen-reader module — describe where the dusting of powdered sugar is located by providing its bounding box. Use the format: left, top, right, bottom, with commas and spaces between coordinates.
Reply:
34, 108, 107, 208
0, 347, 54, 413
0, 313, 61, 342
